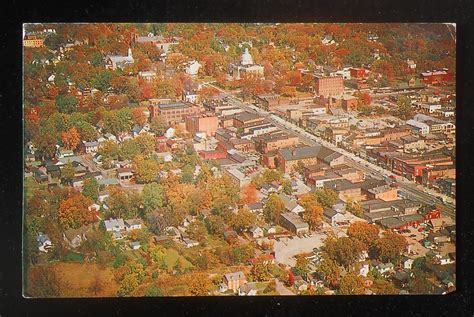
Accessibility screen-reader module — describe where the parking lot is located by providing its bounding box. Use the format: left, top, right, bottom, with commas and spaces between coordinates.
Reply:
274, 233, 326, 267
398, 226, 429, 257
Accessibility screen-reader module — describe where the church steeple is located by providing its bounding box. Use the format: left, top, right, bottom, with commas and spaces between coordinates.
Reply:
128, 47, 133, 58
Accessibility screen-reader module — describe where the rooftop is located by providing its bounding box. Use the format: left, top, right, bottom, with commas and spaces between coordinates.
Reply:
280, 212, 309, 229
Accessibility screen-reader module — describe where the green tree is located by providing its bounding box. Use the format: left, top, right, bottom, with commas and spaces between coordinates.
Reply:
117, 274, 139, 297
314, 188, 339, 208
135, 134, 155, 157
144, 283, 163, 296
315, 253, 341, 288
293, 255, 310, 277
119, 139, 140, 160
61, 162, 75, 184
263, 194, 285, 224
56, 95, 78, 114
281, 179, 293, 195
91, 70, 113, 92
346, 198, 364, 217
142, 182, 165, 214
82, 177, 99, 201
394, 96, 413, 120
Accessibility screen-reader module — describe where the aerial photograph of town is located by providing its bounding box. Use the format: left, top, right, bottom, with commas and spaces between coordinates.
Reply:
23, 23, 456, 297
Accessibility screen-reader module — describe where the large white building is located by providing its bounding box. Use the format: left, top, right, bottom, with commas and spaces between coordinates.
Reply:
229, 48, 264, 80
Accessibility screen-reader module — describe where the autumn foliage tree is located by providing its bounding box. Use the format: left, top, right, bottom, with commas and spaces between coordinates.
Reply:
323, 236, 366, 269
240, 183, 257, 205
374, 230, 408, 263
188, 273, 213, 295
299, 193, 324, 230
61, 127, 81, 150
58, 193, 95, 229
346, 221, 380, 249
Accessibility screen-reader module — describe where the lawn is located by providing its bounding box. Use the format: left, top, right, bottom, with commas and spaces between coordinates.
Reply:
162, 248, 193, 270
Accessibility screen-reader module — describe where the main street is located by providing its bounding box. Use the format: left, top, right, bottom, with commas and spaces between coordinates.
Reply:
201, 82, 456, 219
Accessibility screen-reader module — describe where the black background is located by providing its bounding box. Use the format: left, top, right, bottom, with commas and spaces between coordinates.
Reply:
1, 0, 473, 316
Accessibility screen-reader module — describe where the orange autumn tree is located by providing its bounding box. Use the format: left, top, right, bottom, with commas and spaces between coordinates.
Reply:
346, 221, 380, 249
132, 107, 147, 126
240, 183, 257, 205
61, 127, 81, 150
299, 193, 324, 230
58, 193, 95, 229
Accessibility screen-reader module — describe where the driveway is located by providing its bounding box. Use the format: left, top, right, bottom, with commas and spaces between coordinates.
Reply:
275, 278, 295, 295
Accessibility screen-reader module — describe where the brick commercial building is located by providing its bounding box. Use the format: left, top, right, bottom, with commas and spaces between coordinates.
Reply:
254, 133, 299, 154
149, 102, 200, 124
323, 179, 363, 202
392, 153, 453, 181
363, 184, 398, 201
349, 67, 368, 79
254, 93, 282, 111
233, 112, 265, 127
314, 75, 344, 98
277, 145, 345, 173
185, 113, 219, 137
420, 70, 454, 85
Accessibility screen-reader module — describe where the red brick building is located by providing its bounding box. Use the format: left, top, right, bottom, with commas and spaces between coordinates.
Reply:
421, 70, 454, 85
149, 102, 199, 124
314, 75, 344, 98
349, 68, 368, 79
185, 113, 219, 136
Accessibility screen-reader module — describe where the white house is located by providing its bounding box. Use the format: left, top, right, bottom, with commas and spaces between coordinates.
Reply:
104, 218, 125, 232
37, 233, 52, 252
183, 238, 199, 248
323, 208, 346, 226
83, 141, 98, 154
238, 282, 258, 296
130, 241, 141, 250
185, 60, 201, 76
402, 257, 414, 270
249, 226, 264, 238
359, 262, 370, 277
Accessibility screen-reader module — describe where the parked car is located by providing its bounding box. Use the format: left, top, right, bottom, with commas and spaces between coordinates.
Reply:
409, 234, 417, 238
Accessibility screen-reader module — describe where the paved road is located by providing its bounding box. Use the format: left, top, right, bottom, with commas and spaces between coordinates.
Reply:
275, 278, 295, 295
203, 82, 456, 219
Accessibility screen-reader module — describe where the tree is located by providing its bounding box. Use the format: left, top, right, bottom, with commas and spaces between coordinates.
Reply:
263, 194, 285, 224
88, 273, 105, 296
98, 140, 119, 163
337, 273, 365, 295
281, 85, 297, 97
394, 96, 413, 120
82, 177, 99, 201
204, 214, 225, 236
144, 283, 163, 296
299, 193, 324, 230
61, 162, 76, 184
188, 273, 213, 295
346, 221, 380, 249
134, 134, 155, 157
26, 266, 62, 297
249, 258, 272, 282
323, 236, 366, 268
314, 188, 339, 208
91, 70, 113, 92
119, 139, 140, 161
117, 273, 139, 297
281, 179, 293, 195
229, 207, 257, 233
150, 115, 168, 136
181, 164, 194, 184
293, 255, 310, 277
133, 155, 160, 183
346, 198, 364, 217
142, 182, 165, 214
240, 183, 257, 204
132, 107, 147, 126
315, 253, 341, 288
374, 230, 407, 263
56, 95, 78, 114
61, 127, 81, 150
287, 271, 295, 286
58, 193, 95, 229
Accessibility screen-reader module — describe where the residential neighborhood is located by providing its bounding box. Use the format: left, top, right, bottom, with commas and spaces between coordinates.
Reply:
23, 23, 455, 297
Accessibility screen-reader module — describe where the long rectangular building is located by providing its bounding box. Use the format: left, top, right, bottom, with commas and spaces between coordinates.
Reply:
149, 102, 200, 124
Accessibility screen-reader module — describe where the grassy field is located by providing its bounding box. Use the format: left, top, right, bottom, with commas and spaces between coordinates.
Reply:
162, 248, 193, 270
51, 262, 119, 297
